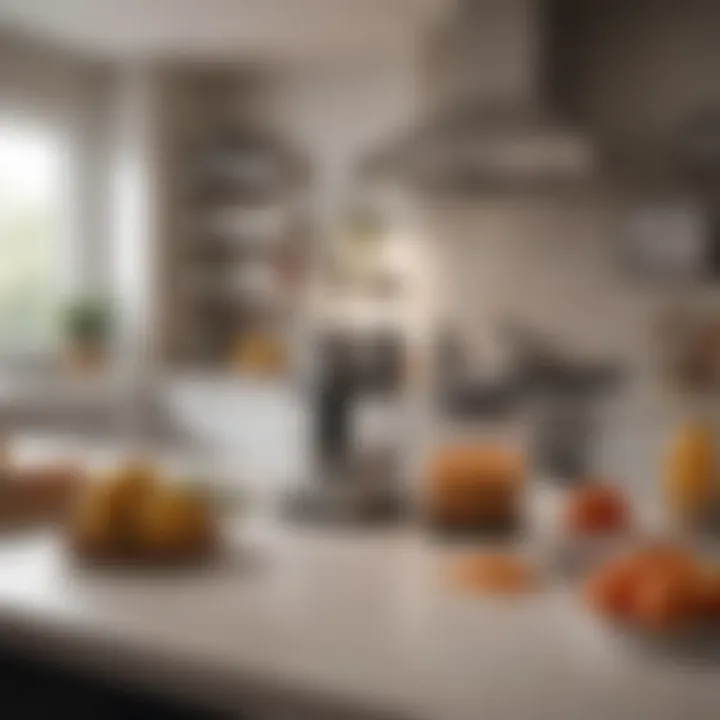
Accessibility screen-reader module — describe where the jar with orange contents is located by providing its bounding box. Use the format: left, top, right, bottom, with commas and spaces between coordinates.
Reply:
425, 443, 525, 536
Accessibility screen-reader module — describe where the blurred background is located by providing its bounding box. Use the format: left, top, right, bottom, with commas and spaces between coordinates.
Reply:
1, 0, 720, 718
1, 0, 720, 485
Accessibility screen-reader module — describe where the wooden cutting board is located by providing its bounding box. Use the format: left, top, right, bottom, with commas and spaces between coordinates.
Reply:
0, 466, 82, 529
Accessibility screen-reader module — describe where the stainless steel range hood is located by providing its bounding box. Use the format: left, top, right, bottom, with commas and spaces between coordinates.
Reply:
369, 0, 595, 192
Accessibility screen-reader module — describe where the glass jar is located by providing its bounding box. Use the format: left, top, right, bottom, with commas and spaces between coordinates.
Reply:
418, 394, 530, 537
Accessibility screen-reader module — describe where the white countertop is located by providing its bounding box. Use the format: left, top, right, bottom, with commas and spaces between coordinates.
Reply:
0, 508, 719, 720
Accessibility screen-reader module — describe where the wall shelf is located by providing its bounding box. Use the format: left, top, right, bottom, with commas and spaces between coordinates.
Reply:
163, 71, 312, 371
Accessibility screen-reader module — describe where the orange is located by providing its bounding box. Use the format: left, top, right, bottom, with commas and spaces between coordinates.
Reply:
632, 566, 695, 631
583, 556, 638, 619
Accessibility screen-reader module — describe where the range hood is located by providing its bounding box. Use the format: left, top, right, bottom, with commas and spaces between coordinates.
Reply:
369, 0, 595, 192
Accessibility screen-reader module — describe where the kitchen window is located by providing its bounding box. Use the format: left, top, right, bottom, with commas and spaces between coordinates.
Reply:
0, 120, 71, 354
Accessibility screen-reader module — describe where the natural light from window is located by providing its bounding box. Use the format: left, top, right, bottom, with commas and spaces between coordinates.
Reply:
0, 122, 68, 353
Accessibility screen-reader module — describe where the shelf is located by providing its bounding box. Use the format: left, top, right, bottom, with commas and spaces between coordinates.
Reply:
165, 85, 311, 368
191, 203, 290, 240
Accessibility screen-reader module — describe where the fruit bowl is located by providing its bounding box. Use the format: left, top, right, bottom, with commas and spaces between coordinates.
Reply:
70, 526, 220, 569
581, 542, 720, 659
585, 606, 720, 663
69, 461, 222, 570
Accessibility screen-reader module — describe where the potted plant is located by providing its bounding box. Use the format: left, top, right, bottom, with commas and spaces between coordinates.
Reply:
61, 295, 113, 371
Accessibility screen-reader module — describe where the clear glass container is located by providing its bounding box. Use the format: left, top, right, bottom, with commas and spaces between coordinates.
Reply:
418, 398, 530, 537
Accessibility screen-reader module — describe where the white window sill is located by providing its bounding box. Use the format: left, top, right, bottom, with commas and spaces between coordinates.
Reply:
0, 355, 134, 408
0, 356, 176, 442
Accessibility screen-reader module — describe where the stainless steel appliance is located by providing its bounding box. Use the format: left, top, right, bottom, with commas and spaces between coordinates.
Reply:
283, 332, 406, 525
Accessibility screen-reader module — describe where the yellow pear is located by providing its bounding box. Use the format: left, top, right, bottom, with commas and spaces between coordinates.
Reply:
136, 485, 213, 558
665, 422, 717, 525
72, 482, 126, 556
106, 459, 157, 514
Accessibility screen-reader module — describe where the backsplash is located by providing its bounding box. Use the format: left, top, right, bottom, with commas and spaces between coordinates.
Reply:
425, 197, 643, 366
422, 194, 720, 492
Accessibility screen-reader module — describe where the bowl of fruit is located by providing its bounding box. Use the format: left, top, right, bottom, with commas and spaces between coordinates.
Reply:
582, 542, 720, 657
70, 460, 220, 568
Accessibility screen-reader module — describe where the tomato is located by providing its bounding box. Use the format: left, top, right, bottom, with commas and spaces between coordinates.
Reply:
565, 485, 629, 535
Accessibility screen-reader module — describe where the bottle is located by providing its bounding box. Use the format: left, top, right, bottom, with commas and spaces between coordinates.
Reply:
664, 421, 717, 528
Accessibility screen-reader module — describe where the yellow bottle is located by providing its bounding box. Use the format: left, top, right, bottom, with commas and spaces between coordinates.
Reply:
664, 422, 717, 527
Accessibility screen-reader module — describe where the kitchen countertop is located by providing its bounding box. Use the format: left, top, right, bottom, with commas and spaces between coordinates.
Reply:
0, 497, 718, 720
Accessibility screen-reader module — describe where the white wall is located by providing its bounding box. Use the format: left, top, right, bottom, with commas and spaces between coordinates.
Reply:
425, 197, 650, 366
422, 192, 720, 495
264, 51, 667, 371
267, 53, 421, 213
